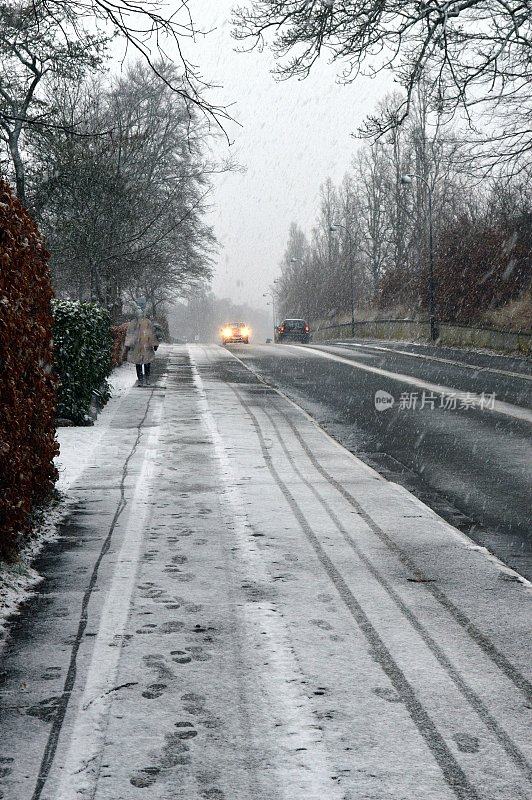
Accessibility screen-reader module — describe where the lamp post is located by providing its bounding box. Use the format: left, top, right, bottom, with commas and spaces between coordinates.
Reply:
290, 257, 310, 321
330, 222, 356, 338
400, 173, 437, 342
263, 279, 279, 340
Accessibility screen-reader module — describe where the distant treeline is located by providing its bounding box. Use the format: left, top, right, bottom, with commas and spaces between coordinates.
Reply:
278, 89, 531, 330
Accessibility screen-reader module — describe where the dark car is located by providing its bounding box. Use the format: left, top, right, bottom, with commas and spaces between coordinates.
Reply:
275, 318, 311, 344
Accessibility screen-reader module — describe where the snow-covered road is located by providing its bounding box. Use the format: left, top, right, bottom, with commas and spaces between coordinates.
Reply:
0, 344, 530, 800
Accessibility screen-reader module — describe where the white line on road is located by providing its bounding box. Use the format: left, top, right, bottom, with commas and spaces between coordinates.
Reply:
334, 341, 532, 381
189, 346, 344, 800
220, 344, 531, 587
294, 346, 532, 424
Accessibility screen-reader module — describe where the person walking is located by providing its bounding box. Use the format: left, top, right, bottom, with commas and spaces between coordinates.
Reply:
124, 301, 159, 386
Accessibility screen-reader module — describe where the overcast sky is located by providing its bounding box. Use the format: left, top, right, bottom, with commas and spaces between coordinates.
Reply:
187, 2, 392, 312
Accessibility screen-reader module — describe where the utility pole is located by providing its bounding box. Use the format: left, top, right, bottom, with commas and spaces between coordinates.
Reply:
263, 279, 279, 340
401, 174, 438, 342
330, 223, 356, 338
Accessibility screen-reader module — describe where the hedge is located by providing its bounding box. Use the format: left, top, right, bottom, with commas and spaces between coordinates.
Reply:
53, 300, 113, 424
0, 180, 58, 561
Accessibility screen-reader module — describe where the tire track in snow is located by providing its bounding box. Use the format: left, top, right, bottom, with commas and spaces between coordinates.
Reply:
190, 347, 345, 800
225, 381, 482, 800
197, 345, 483, 799
223, 345, 532, 702
260, 405, 532, 784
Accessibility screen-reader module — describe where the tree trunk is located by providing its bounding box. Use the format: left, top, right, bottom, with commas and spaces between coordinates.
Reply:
8, 132, 26, 206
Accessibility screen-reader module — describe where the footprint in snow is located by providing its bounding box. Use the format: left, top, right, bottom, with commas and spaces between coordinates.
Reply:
41, 666, 61, 681
142, 683, 167, 699
372, 687, 403, 704
310, 619, 333, 631
26, 696, 61, 722
171, 650, 192, 664
174, 721, 198, 739
129, 766, 160, 788
160, 620, 185, 634
453, 733, 480, 753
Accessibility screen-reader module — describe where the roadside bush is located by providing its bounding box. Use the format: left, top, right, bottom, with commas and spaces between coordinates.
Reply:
111, 322, 129, 367
53, 300, 113, 424
0, 179, 58, 560
435, 219, 532, 324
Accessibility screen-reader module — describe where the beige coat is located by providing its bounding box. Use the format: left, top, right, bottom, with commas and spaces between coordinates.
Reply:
125, 317, 158, 364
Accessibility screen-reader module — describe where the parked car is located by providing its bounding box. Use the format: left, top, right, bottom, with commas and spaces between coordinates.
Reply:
275, 318, 311, 343
221, 322, 251, 344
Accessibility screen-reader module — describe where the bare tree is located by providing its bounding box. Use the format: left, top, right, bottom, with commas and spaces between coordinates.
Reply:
354, 143, 390, 294
278, 222, 311, 318
32, 63, 221, 312
381, 114, 412, 280
0, 1, 106, 203
276, 91, 532, 326
25, 0, 233, 128
233, 1, 532, 174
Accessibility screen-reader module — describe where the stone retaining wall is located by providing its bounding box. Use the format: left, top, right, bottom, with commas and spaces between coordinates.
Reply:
312, 319, 531, 355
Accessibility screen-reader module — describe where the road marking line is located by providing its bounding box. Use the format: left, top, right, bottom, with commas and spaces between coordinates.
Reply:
334, 341, 532, 381
294, 346, 532, 424
219, 343, 532, 692
189, 346, 345, 800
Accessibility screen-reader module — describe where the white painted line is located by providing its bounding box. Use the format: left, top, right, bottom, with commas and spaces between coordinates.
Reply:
294, 346, 532, 424
334, 341, 532, 382
51, 405, 162, 800
189, 346, 344, 800
218, 344, 531, 586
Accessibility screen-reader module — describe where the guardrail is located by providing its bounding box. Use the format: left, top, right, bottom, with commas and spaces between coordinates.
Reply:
310, 319, 531, 355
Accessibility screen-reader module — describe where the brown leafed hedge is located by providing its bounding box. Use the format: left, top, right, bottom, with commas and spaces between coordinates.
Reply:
111, 322, 129, 367
0, 179, 58, 561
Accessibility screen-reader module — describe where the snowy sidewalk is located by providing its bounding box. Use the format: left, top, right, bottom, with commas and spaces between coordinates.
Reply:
0, 363, 138, 651
55, 361, 138, 493
0, 344, 530, 800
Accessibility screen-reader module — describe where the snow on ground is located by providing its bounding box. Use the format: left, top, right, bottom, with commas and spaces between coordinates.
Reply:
55, 362, 137, 491
0, 362, 137, 653
0, 506, 62, 655
1, 345, 530, 799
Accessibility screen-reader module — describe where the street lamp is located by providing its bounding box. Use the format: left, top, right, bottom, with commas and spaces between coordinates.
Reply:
330, 222, 356, 338
401, 173, 437, 342
290, 257, 310, 321
263, 280, 279, 340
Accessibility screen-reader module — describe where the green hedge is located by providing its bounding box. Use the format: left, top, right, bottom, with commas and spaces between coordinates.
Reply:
53, 300, 113, 424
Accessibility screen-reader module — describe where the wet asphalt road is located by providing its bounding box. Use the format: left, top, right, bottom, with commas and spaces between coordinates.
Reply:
227, 339, 532, 579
